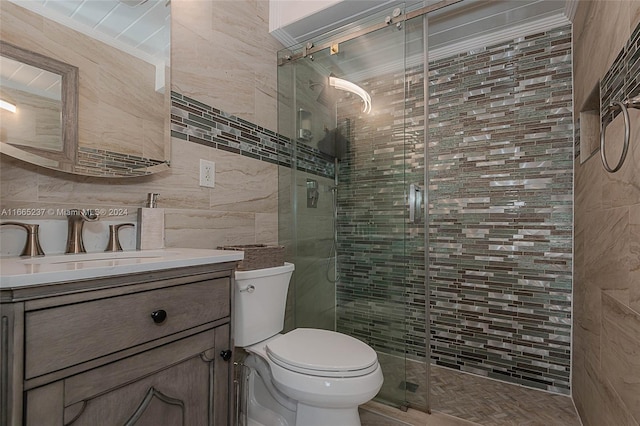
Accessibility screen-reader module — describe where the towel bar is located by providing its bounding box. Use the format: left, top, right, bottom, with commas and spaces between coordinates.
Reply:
600, 96, 640, 173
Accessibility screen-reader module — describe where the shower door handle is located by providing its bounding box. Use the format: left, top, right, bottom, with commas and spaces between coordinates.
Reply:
409, 183, 422, 224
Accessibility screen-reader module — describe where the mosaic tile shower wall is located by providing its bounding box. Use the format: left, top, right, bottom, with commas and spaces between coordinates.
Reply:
334, 66, 427, 363
334, 25, 573, 394
428, 26, 573, 393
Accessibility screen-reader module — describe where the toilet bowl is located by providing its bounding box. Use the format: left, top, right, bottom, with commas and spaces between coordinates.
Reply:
234, 263, 383, 426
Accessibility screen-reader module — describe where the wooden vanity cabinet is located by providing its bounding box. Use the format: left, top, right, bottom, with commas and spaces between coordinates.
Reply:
0, 262, 236, 426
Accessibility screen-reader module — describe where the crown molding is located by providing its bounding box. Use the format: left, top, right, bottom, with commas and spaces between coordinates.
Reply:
429, 13, 571, 62
564, 0, 579, 23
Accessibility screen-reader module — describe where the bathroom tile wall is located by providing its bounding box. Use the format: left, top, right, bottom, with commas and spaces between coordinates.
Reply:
334, 65, 426, 361
428, 26, 574, 394
0, 0, 285, 253
334, 25, 574, 395
170, 93, 334, 179
169, 88, 337, 332
573, 0, 640, 424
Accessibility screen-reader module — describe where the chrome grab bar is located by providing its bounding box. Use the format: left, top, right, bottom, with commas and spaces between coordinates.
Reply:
600, 96, 640, 173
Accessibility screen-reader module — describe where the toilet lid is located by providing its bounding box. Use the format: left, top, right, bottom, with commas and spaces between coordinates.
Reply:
266, 328, 378, 378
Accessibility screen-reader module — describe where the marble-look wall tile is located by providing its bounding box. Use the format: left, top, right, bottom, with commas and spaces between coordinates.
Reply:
631, 205, 640, 312
634, 3, 640, 32
575, 354, 639, 426
573, 0, 631, 118
601, 291, 640, 423
255, 213, 278, 245
171, 0, 282, 131
583, 207, 630, 290
573, 3, 640, 425
602, 109, 640, 209
0, 156, 39, 202
165, 209, 256, 249
208, 148, 279, 213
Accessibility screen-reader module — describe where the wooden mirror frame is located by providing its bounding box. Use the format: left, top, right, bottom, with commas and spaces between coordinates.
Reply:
0, 40, 78, 167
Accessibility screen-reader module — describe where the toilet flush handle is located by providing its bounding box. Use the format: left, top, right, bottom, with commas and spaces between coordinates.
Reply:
239, 284, 255, 293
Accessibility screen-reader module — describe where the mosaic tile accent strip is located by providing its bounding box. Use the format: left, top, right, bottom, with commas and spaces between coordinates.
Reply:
170, 92, 334, 179
428, 26, 573, 394
600, 21, 640, 125
76, 147, 165, 177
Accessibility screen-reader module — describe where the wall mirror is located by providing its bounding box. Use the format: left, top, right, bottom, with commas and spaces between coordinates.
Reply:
0, 0, 171, 177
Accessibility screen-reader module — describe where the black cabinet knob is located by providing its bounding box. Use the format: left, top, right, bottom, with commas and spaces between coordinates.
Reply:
220, 349, 232, 361
150, 309, 167, 324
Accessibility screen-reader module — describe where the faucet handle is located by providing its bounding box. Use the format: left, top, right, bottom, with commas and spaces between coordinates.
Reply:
68, 208, 100, 221
1, 222, 45, 257
105, 223, 134, 252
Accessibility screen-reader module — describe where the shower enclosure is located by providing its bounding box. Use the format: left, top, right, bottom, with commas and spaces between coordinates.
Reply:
277, 5, 431, 410
277, 0, 574, 415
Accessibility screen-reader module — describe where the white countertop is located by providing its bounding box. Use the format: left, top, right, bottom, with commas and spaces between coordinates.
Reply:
0, 248, 244, 288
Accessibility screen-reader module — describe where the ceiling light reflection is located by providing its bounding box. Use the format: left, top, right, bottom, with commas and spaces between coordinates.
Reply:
329, 76, 372, 114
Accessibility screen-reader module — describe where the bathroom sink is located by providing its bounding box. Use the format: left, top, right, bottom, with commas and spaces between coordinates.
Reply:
0, 248, 244, 288
20, 250, 170, 265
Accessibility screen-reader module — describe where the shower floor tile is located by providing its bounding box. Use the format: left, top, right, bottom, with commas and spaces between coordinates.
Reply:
362, 366, 582, 425
431, 366, 581, 426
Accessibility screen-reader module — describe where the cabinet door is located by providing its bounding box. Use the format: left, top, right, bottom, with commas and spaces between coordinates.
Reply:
65, 355, 209, 426
25, 329, 221, 426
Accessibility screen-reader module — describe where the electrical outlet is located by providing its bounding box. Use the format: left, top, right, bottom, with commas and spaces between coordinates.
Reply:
199, 159, 215, 188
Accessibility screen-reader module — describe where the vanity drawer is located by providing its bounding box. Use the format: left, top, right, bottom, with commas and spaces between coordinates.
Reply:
24, 277, 230, 379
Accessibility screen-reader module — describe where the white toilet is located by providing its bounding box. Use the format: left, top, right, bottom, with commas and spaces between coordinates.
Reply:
234, 262, 383, 426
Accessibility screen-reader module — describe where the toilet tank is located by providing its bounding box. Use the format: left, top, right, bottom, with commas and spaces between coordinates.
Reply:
234, 262, 295, 347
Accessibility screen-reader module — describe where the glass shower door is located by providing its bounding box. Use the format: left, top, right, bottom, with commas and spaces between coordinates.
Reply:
277, 7, 428, 411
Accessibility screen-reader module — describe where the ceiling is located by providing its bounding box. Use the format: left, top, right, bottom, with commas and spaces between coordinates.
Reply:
7, 0, 169, 66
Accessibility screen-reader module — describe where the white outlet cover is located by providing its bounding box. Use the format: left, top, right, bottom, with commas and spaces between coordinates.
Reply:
199, 159, 215, 188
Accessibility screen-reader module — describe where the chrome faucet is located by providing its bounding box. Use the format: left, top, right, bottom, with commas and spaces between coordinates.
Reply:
65, 209, 99, 254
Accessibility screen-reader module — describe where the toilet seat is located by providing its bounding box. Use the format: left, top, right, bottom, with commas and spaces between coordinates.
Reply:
266, 328, 378, 378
